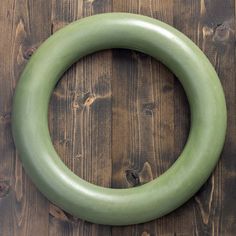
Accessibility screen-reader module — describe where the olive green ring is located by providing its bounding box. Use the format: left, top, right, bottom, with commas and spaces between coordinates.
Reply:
12, 13, 227, 225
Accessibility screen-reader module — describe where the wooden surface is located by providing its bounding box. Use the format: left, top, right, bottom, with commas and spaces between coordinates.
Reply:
0, 0, 235, 235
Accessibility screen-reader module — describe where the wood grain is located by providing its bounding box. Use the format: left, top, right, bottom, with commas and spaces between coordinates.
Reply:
174, 1, 236, 235
0, 1, 51, 236
0, 0, 235, 235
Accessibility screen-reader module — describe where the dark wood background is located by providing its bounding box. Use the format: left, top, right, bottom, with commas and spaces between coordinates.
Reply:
0, 0, 235, 235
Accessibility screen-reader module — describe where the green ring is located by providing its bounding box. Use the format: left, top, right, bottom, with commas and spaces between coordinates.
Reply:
12, 13, 227, 225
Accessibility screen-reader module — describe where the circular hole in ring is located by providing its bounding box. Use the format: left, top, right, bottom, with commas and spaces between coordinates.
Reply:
48, 49, 190, 188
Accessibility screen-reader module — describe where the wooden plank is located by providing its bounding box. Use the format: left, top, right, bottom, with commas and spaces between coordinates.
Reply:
197, 1, 235, 235
172, 1, 200, 235
49, 0, 112, 235
0, 0, 51, 236
0, 2, 16, 235
111, 1, 192, 236
174, 0, 236, 235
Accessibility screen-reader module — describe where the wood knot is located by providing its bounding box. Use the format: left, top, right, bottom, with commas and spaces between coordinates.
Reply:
49, 204, 78, 223
202, 25, 214, 38
23, 47, 37, 60
125, 170, 140, 186
139, 162, 153, 184
0, 113, 11, 123
0, 180, 10, 198
125, 162, 153, 187
83, 92, 96, 107
213, 22, 231, 42
142, 102, 158, 116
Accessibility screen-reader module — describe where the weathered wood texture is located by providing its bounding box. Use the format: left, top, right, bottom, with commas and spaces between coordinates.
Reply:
0, 0, 235, 235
